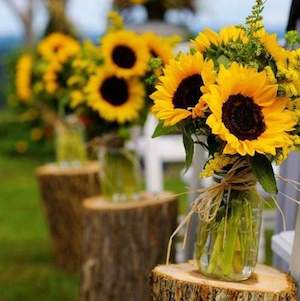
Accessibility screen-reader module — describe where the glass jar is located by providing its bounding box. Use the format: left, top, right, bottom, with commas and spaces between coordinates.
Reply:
55, 116, 87, 167
195, 179, 263, 281
98, 145, 142, 202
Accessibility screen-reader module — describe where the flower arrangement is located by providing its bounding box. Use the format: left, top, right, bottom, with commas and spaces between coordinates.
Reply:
66, 11, 178, 200
151, 0, 300, 281
11, 11, 178, 196
67, 11, 177, 139
10, 10, 177, 159
12, 32, 88, 164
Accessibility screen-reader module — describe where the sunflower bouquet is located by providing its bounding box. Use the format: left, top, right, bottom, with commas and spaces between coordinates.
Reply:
66, 12, 177, 201
151, 0, 300, 281
12, 32, 88, 165
4, 52, 49, 155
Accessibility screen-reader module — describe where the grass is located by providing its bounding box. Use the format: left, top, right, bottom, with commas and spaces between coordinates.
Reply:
0, 154, 79, 301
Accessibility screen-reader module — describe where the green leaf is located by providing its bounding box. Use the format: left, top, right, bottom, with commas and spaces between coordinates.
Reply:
250, 154, 278, 194
152, 121, 178, 138
183, 131, 194, 171
217, 55, 231, 68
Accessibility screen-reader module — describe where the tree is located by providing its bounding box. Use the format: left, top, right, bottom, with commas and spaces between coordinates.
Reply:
2, 0, 37, 46
3, 0, 76, 47
43, 0, 76, 37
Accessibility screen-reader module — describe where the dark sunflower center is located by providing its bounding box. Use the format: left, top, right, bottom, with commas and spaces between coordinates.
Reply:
100, 76, 129, 106
172, 74, 203, 109
150, 49, 158, 58
112, 45, 136, 69
53, 44, 62, 53
222, 94, 266, 141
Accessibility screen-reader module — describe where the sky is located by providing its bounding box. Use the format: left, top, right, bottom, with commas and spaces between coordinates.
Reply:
0, 0, 293, 38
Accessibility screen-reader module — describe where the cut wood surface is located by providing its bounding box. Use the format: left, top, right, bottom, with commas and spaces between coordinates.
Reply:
80, 193, 178, 301
36, 161, 101, 272
151, 262, 297, 301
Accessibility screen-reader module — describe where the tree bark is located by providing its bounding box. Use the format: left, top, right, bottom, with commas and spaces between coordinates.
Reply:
43, 0, 76, 37
150, 262, 297, 301
36, 161, 101, 272
2, 0, 36, 46
80, 193, 178, 301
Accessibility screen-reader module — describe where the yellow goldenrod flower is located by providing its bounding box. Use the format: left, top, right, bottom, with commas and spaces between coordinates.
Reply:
16, 54, 33, 102
264, 66, 277, 84
107, 11, 124, 31
200, 154, 238, 178
70, 90, 85, 108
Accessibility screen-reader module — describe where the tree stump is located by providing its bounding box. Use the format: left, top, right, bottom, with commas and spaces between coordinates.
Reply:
150, 262, 297, 301
36, 161, 101, 272
80, 193, 178, 301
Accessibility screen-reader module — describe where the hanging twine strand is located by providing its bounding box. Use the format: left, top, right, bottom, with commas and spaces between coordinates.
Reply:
166, 158, 257, 264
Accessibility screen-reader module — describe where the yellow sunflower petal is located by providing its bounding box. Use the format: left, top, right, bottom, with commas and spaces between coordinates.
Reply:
206, 63, 297, 156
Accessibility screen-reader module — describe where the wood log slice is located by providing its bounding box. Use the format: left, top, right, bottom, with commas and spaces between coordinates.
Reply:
150, 262, 297, 301
80, 192, 178, 301
36, 161, 101, 272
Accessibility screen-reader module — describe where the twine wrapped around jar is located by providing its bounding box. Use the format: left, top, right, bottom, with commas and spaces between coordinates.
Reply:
166, 158, 257, 265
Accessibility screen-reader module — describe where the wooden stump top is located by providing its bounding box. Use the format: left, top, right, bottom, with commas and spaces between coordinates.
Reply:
36, 161, 99, 176
151, 262, 297, 300
84, 192, 176, 211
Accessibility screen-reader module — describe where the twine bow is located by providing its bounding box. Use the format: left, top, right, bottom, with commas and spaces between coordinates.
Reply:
166, 159, 257, 265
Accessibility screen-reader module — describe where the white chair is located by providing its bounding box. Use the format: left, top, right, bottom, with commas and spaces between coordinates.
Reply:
291, 209, 300, 299
272, 152, 300, 298
136, 114, 186, 192
272, 208, 300, 299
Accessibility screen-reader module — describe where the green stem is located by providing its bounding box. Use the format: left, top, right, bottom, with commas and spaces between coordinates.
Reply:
218, 201, 241, 276
207, 218, 225, 274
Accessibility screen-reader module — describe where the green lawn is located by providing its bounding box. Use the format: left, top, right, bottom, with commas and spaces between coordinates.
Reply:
0, 154, 79, 301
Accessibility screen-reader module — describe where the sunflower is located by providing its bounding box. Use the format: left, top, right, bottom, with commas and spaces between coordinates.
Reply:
204, 63, 296, 156
219, 26, 248, 44
86, 69, 144, 123
38, 33, 80, 63
151, 52, 215, 126
260, 31, 286, 62
16, 54, 33, 102
192, 26, 247, 54
192, 28, 220, 54
142, 32, 173, 64
102, 30, 149, 78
